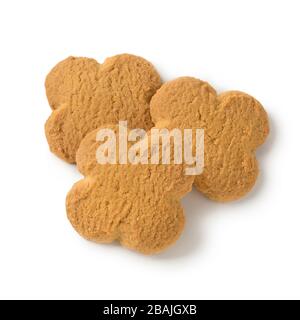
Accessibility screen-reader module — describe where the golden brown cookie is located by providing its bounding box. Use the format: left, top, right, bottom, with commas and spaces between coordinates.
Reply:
45, 54, 161, 163
66, 125, 194, 254
150, 77, 269, 202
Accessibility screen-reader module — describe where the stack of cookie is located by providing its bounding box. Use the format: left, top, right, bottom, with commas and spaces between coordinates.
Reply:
44, 54, 269, 254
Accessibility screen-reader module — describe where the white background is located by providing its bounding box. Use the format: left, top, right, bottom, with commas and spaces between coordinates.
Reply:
0, 0, 299, 300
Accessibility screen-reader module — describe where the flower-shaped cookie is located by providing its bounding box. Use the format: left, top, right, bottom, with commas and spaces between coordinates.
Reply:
150, 77, 269, 201
45, 54, 161, 163
66, 125, 194, 254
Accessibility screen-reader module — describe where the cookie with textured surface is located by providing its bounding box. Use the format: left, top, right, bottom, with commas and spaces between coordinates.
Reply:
66, 125, 194, 254
150, 77, 269, 201
45, 54, 161, 163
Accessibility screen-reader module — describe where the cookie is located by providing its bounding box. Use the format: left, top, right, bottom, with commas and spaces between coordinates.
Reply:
45, 54, 161, 163
150, 77, 269, 202
66, 124, 194, 254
